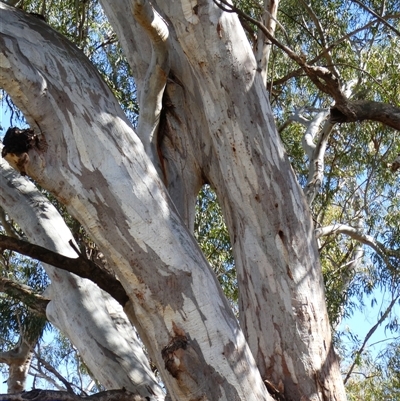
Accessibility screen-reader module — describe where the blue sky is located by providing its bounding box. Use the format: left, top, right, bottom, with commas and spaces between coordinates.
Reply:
340, 289, 399, 359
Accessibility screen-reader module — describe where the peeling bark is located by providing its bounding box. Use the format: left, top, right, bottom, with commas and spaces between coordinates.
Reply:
148, 2, 346, 399
0, 5, 270, 400
0, 158, 165, 400
0, 2, 349, 400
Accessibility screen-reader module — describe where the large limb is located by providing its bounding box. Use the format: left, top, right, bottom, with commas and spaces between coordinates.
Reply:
132, 0, 170, 175
299, 110, 334, 205
99, 0, 204, 228
0, 5, 270, 400
0, 332, 42, 394
255, 0, 280, 87
0, 158, 164, 400
147, 1, 346, 399
0, 389, 148, 401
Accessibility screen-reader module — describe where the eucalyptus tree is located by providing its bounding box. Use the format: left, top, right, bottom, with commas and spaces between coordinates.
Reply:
0, 1, 399, 401
0, 157, 165, 399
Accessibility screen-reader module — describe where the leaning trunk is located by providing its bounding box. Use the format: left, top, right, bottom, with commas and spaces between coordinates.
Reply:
0, 157, 164, 400
0, 2, 347, 400
101, 1, 346, 399
0, 5, 270, 401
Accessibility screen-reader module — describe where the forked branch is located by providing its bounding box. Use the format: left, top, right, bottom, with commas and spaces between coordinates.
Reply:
132, 0, 170, 176
214, 0, 400, 130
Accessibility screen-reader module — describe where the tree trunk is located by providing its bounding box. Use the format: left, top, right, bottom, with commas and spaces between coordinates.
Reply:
0, 5, 270, 401
101, 1, 346, 399
0, 157, 164, 400
0, 335, 37, 394
0, 2, 347, 400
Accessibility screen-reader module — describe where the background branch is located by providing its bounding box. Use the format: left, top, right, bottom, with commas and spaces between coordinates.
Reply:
0, 276, 49, 317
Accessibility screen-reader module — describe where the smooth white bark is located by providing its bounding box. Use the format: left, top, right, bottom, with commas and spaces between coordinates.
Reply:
0, 5, 270, 400
0, 157, 164, 400
0, 1, 350, 399
301, 111, 333, 205
133, 0, 170, 173
145, 2, 346, 399
256, 0, 280, 86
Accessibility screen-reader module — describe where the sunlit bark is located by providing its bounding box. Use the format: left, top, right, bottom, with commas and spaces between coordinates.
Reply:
0, 158, 164, 400
0, 5, 269, 400
0, 2, 348, 400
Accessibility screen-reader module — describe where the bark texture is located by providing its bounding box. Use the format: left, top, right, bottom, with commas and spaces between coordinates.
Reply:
0, 157, 164, 400
0, 336, 37, 394
0, 389, 147, 401
0, 2, 348, 400
0, 5, 270, 401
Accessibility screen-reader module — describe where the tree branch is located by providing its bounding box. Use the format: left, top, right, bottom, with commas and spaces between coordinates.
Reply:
0, 389, 148, 401
254, 0, 282, 87
32, 353, 76, 394
303, 114, 334, 205
0, 331, 42, 393
0, 235, 129, 306
315, 223, 385, 256
330, 100, 400, 130
0, 276, 49, 317
132, 0, 170, 177
350, 0, 400, 37
314, 223, 400, 272
214, 0, 400, 130
270, 13, 400, 87
343, 294, 400, 384
297, 0, 339, 77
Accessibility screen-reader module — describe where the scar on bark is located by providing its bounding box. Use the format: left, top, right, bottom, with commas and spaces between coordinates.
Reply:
1, 127, 47, 175
161, 334, 188, 378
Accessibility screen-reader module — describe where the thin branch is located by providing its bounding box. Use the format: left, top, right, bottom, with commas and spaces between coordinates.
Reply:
350, 0, 400, 37
270, 13, 400, 87
297, 0, 339, 77
344, 294, 400, 383
87, 36, 118, 58
33, 353, 75, 394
